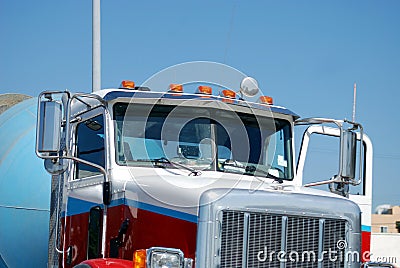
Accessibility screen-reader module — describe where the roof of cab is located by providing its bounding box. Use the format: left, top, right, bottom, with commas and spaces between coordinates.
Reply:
93, 88, 299, 119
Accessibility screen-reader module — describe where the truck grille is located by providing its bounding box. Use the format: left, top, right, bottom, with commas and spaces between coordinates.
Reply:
220, 210, 346, 268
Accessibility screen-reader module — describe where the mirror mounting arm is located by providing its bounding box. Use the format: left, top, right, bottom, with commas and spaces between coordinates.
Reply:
303, 175, 350, 197
303, 175, 342, 188
42, 154, 111, 206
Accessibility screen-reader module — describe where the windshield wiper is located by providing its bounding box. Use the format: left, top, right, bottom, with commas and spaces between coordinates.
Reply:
245, 165, 284, 183
151, 157, 201, 176
222, 162, 284, 183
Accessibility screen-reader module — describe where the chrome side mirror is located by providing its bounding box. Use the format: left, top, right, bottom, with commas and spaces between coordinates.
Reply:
340, 130, 357, 180
36, 91, 70, 157
36, 91, 70, 175
36, 98, 63, 154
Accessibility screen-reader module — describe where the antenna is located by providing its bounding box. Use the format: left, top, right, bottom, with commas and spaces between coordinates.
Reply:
352, 82, 357, 122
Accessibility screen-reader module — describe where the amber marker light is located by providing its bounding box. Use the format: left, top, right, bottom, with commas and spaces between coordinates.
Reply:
169, 84, 183, 93
120, 80, 135, 89
221, 89, 236, 99
259, 96, 274, 105
133, 249, 147, 268
197, 85, 212, 95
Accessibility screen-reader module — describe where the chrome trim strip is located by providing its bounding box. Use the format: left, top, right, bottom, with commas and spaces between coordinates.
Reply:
318, 218, 325, 268
242, 213, 250, 268
281, 216, 288, 268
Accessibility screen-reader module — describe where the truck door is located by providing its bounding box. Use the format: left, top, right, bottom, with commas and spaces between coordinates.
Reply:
65, 112, 106, 266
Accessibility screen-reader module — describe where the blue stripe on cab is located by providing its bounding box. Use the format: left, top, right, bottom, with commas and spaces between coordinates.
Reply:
125, 199, 197, 223
66, 197, 197, 224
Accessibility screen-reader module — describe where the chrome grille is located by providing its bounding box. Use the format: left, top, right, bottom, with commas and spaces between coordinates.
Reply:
323, 219, 347, 268
247, 213, 282, 268
220, 210, 347, 268
285, 217, 320, 268
220, 211, 245, 267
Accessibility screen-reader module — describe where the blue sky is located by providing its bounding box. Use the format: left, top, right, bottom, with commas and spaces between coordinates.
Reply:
0, 0, 399, 208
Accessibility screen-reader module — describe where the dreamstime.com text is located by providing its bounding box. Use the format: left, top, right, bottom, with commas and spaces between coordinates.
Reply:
255, 240, 398, 264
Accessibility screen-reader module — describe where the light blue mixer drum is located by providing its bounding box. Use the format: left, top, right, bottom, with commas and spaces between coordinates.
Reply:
0, 95, 50, 267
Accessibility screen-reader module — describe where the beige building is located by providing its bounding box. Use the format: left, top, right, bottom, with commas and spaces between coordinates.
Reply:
372, 205, 400, 233
371, 206, 400, 266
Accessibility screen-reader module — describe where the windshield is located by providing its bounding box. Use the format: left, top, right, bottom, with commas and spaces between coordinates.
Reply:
113, 103, 293, 180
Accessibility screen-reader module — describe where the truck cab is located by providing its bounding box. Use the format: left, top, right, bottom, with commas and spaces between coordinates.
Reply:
36, 77, 371, 267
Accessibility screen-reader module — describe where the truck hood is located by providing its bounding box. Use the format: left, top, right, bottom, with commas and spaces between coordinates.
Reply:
111, 167, 351, 220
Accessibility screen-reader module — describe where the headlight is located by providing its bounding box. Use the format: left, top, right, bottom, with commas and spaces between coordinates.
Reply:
133, 247, 193, 268
148, 247, 183, 268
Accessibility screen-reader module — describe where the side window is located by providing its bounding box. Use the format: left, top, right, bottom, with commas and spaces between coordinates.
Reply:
76, 115, 105, 179
265, 122, 293, 179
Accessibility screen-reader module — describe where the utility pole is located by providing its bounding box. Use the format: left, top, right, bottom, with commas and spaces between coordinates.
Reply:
92, 0, 101, 92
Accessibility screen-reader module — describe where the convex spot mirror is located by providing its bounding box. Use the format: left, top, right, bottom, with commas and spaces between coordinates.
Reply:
240, 77, 259, 97
44, 158, 69, 175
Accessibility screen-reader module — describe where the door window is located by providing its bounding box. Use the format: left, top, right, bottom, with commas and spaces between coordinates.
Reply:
75, 115, 105, 179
